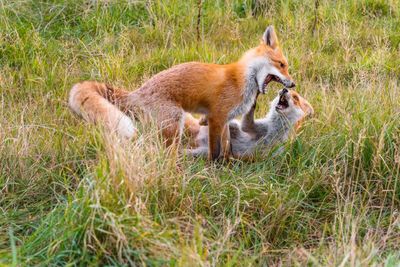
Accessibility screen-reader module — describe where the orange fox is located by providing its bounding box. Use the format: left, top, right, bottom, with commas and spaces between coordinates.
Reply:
68, 25, 295, 160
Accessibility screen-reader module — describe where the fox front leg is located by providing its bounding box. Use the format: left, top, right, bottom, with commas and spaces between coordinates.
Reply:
208, 116, 227, 160
241, 96, 258, 134
220, 123, 232, 159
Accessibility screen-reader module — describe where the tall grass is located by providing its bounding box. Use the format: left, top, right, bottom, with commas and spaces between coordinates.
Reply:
1, 0, 399, 265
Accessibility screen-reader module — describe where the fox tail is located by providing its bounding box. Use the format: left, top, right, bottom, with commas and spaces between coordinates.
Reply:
68, 81, 136, 139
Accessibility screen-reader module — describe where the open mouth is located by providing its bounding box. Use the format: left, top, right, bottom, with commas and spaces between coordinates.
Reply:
276, 93, 289, 111
262, 74, 283, 93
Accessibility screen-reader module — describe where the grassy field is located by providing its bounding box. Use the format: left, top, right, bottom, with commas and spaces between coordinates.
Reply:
1, 0, 400, 265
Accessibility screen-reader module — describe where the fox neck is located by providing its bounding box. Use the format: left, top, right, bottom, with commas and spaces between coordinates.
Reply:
268, 108, 302, 126
243, 57, 274, 93
228, 60, 265, 120
262, 109, 300, 143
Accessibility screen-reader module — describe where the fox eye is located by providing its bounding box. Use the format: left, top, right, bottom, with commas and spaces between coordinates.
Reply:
280, 62, 285, 68
293, 95, 299, 101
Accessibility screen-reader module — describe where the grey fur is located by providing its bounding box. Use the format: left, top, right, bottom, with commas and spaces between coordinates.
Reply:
186, 91, 305, 159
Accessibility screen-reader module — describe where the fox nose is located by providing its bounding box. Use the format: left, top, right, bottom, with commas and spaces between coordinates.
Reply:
280, 88, 288, 95
282, 79, 295, 88
287, 81, 295, 88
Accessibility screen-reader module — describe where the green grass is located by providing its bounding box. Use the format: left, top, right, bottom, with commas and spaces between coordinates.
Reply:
1, 0, 400, 265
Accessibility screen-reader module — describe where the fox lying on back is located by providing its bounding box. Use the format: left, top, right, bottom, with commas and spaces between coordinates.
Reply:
69, 25, 295, 160
186, 89, 313, 160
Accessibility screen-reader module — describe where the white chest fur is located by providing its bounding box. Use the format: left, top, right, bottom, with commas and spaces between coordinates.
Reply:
228, 58, 267, 120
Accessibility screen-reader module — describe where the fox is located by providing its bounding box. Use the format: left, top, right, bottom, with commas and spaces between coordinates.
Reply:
68, 25, 295, 160
185, 88, 314, 160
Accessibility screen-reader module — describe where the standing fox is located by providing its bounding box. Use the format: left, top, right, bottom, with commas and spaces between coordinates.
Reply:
68, 25, 295, 160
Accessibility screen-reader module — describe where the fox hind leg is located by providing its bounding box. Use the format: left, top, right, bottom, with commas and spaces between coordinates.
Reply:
184, 146, 209, 158
157, 107, 185, 147
183, 113, 201, 137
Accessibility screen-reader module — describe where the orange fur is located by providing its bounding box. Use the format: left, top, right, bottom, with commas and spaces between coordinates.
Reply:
289, 91, 314, 131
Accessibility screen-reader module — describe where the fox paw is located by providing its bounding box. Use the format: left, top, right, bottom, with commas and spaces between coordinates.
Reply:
199, 115, 208, 126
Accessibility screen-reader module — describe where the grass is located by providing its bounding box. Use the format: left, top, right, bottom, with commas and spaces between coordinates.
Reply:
1, 0, 400, 265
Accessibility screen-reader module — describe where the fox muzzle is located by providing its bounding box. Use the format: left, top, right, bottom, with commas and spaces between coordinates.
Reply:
283, 79, 295, 88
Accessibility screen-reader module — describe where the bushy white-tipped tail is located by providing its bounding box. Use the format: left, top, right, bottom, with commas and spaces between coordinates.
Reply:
68, 81, 136, 139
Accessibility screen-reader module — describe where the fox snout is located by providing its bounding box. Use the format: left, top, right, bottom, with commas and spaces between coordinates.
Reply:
280, 88, 289, 95
282, 79, 295, 88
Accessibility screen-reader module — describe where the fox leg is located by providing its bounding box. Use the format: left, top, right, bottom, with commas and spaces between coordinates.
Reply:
158, 107, 185, 147
241, 93, 258, 134
183, 113, 200, 137
221, 124, 231, 159
208, 116, 228, 160
184, 146, 209, 158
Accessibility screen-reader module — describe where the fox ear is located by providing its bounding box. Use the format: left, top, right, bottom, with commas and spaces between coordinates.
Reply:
262, 25, 279, 49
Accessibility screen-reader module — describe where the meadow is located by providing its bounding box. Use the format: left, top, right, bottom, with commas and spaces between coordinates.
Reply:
1, 0, 400, 265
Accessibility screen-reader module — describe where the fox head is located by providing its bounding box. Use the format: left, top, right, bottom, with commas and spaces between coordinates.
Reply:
270, 88, 313, 129
241, 25, 295, 94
